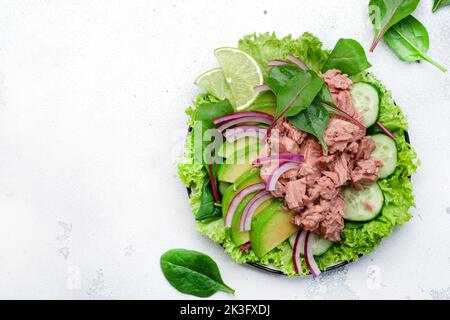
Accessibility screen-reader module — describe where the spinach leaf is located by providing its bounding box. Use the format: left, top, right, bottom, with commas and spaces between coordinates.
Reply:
194, 99, 234, 127
160, 249, 235, 298
266, 64, 303, 94
322, 38, 372, 75
288, 101, 330, 152
369, 0, 420, 52
433, 0, 450, 12
195, 180, 222, 221
273, 69, 324, 117
384, 15, 447, 72
318, 85, 335, 106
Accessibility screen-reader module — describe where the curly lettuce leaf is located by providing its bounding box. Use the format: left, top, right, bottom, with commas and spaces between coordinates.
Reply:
178, 33, 419, 276
238, 32, 330, 77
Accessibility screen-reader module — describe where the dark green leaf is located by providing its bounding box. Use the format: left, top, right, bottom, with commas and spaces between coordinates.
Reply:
160, 249, 235, 297
384, 15, 447, 72
266, 64, 304, 94
288, 101, 330, 152
271, 68, 324, 117
318, 85, 335, 106
368, 0, 420, 51
195, 180, 222, 221
322, 38, 372, 75
194, 99, 234, 127
433, 0, 450, 12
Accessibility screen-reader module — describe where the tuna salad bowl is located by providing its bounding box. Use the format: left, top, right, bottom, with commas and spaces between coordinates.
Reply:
177, 33, 419, 276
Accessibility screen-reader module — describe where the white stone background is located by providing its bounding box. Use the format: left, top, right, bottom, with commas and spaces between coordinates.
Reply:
0, 0, 448, 300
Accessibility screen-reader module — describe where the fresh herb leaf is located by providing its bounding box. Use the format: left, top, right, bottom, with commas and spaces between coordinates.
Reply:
269, 67, 323, 118
318, 85, 335, 106
266, 64, 304, 94
195, 180, 222, 221
384, 15, 447, 72
160, 249, 235, 297
433, 0, 450, 12
369, 0, 420, 52
322, 38, 372, 75
288, 101, 330, 152
194, 99, 234, 127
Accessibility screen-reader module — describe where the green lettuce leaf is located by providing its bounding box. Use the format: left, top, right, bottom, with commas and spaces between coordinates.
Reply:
178, 33, 419, 276
238, 32, 330, 77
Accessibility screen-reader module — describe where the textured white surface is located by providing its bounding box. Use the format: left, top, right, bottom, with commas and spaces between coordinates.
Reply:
0, 0, 449, 300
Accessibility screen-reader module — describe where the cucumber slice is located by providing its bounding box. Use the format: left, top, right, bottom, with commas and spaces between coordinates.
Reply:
289, 232, 333, 256
371, 134, 398, 178
343, 183, 384, 222
350, 83, 379, 127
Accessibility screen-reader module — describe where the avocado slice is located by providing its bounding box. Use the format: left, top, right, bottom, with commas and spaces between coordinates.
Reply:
246, 91, 276, 115
217, 146, 259, 183
221, 169, 261, 218
217, 137, 264, 159
230, 196, 273, 246
251, 201, 299, 257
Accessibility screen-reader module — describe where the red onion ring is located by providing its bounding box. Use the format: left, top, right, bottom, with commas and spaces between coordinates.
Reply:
239, 191, 272, 232
217, 116, 273, 132
287, 54, 308, 70
213, 111, 274, 125
304, 231, 321, 277
293, 229, 307, 275
225, 183, 265, 227
224, 126, 267, 142
266, 162, 299, 191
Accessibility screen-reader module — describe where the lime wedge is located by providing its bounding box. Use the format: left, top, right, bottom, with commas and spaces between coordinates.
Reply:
194, 68, 234, 104
214, 47, 263, 110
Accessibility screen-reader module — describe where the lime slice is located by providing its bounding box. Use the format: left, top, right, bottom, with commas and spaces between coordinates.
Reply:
214, 47, 263, 110
194, 68, 234, 104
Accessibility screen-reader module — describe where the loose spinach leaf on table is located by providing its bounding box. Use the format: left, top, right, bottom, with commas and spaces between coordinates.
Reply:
267, 66, 324, 118
160, 249, 235, 298
368, 0, 420, 52
384, 15, 447, 72
288, 101, 330, 152
195, 180, 222, 221
433, 0, 450, 12
322, 38, 372, 75
194, 99, 234, 127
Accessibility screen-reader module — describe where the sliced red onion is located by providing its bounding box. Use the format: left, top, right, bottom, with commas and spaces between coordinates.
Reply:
376, 121, 397, 140
253, 154, 304, 165
225, 183, 265, 227
321, 102, 366, 130
266, 162, 299, 191
224, 126, 267, 142
253, 84, 269, 94
217, 116, 273, 132
287, 54, 308, 70
293, 229, 307, 275
213, 111, 274, 125
268, 60, 288, 67
240, 242, 251, 252
239, 191, 272, 232
304, 231, 321, 277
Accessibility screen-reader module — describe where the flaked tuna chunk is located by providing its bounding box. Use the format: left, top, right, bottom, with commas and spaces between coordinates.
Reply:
272, 181, 286, 198
322, 69, 353, 92
346, 141, 359, 154
285, 179, 307, 210
334, 90, 358, 117
356, 136, 377, 160
300, 137, 323, 165
282, 120, 307, 144
351, 159, 383, 187
318, 195, 345, 241
259, 161, 279, 184
293, 205, 326, 231
329, 152, 352, 186
315, 176, 340, 200
298, 163, 321, 187
282, 168, 298, 181
325, 117, 365, 154
280, 136, 301, 154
